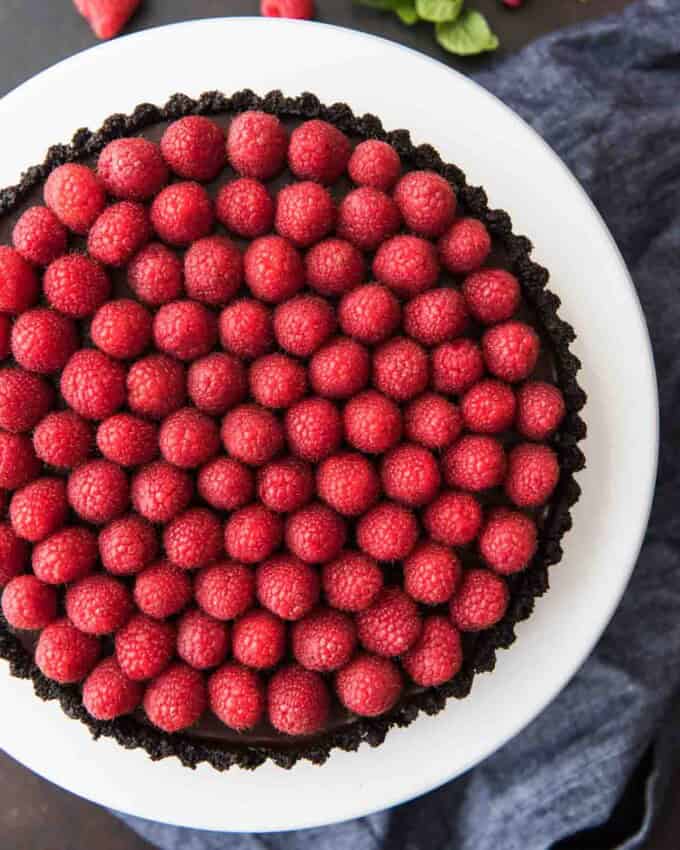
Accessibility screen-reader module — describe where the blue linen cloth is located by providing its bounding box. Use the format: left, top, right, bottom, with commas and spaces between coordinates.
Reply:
119, 1, 680, 846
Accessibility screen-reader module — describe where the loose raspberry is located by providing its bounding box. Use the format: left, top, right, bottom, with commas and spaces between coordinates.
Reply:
373, 235, 439, 296
184, 236, 243, 306
483, 321, 540, 383
0, 368, 53, 433
288, 119, 351, 185
216, 178, 274, 238
12, 206, 68, 266
11, 308, 77, 374
160, 116, 226, 182
337, 187, 401, 251
194, 561, 255, 621
357, 502, 418, 562
356, 587, 421, 657
177, 608, 229, 670
2, 574, 56, 630
344, 390, 402, 455
403, 287, 468, 347
0, 523, 28, 587
250, 353, 307, 409
285, 502, 346, 564
274, 295, 335, 357
439, 217, 492, 274
43, 254, 110, 318
257, 457, 313, 513
143, 662, 207, 732
87, 201, 151, 267
443, 435, 506, 492
225, 504, 283, 564
260, 0, 314, 18
96, 413, 158, 467
450, 568, 509, 631
292, 608, 356, 672
404, 393, 462, 450
268, 664, 330, 735
394, 170, 456, 237
381, 443, 440, 507
256, 554, 319, 621
32, 526, 97, 585
131, 461, 193, 523
150, 182, 214, 245
127, 242, 184, 306
432, 339, 485, 395
275, 181, 335, 247
90, 299, 152, 359
479, 507, 537, 575
44, 163, 105, 234
462, 379, 516, 434
0, 316, 9, 359
285, 397, 342, 462
335, 653, 402, 717
134, 560, 192, 620
348, 140, 401, 191
322, 550, 383, 612
115, 613, 175, 680
99, 515, 158, 576
373, 337, 428, 402
221, 404, 284, 466
0, 432, 40, 490
127, 354, 186, 419
305, 237, 366, 296
198, 457, 254, 511
310, 337, 370, 399
404, 542, 460, 605
227, 111, 288, 180
516, 381, 566, 440
67, 460, 129, 524
153, 300, 217, 361
339, 284, 401, 345
208, 663, 264, 731
159, 408, 220, 469
10, 478, 67, 542
402, 616, 462, 686
74, 0, 140, 39
97, 137, 168, 200
35, 618, 100, 683
66, 574, 133, 635
505, 442, 559, 507
317, 453, 380, 517
424, 490, 482, 546
33, 411, 92, 469
0, 247, 39, 314
232, 608, 286, 669
61, 350, 126, 421
219, 299, 274, 360
462, 268, 520, 324
188, 353, 247, 416
164, 508, 223, 570
244, 235, 304, 303
83, 657, 143, 721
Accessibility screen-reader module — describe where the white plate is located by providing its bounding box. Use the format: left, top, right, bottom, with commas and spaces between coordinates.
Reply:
0, 17, 658, 834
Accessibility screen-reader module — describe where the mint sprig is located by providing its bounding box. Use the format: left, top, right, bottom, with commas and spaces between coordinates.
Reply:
415, 0, 463, 23
395, 0, 420, 25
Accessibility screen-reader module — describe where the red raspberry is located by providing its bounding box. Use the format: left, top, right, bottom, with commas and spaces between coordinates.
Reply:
356, 587, 421, 657
292, 608, 356, 672
257, 457, 313, 513
373, 337, 428, 402
128, 242, 183, 306
432, 339, 485, 395
250, 353, 307, 409
74, 0, 141, 39
35, 618, 100, 683
134, 561, 192, 620
394, 170, 456, 237
348, 140, 401, 191
0, 315, 9, 359
285, 502, 346, 564
505, 442, 559, 507
66, 574, 132, 635
164, 508, 223, 570
310, 337, 370, 399
288, 119, 350, 184
0, 247, 39, 314
115, 614, 175, 681
216, 178, 274, 238
90, 299, 152, 360
274, 295, 335, 357
402, 615, 462, 686
10, 478, 67, 542
44, 163, 105, 234
150, 182, 214, 246
33, 411, 92, 469
225, 504, 283, 564
338, 284, 400, 344
344, 390, 402, 455
0, 368, 53, 433
0, 523, 28, 587
83, 657, 143, 721
194, 561, 255, 621
479, 507, 537, 575
516, 381, 566, 440
483, 321, 540, 383
198, 457, 254, 511
260, 0, 314, 18
439, 217, 491, 274
462, 268, 520, 324
160, 116, 226, 182
127, 354, 186, 419
275, 181, 335, 247
97, 137, 167, 201
337, 187, 401, 251
177, 608, 229, 670
32, 526, 97, 585
268, 664, 330, 736
462, 379, 516, 433
227, 111, 288, 180
404, 542, 460, 605
184, 235, 243, 305
404, 393, 462, 450
232, 608, 286, 669
96, 413, 158, 467
208, 663, 264, 731
12, 206, 67, 266
450, 568, 509, 631
403, 288, 468, 347
11, 308, 77, 374
443, 435, 506, 492
87, 201, 151, 267
373, 235, 439, 296
219, 299, 274, 360
381, 443, 440, 507
244, 235, 304, 303
99, 515, 158, 576
256, 554, 319, 621
153, 300, 217, 361
357, 502, 418, 562
0, 432, 40, 490
424, 490, 482, 546
2, 574, 56, 630
61, 350, 126, 421
317, 453, 380, 517
159, 408, 220, 469
222, 404, 284, 466
43, 254, 110, 318
68, 460, 129, 524
188, 353, 247, 416
285, 397, 342, 462
335, 653, 401, 717
131, 461, 193, 523
322, 550, 383, 612
305, 238, 366, 296
143, 662, 207, 732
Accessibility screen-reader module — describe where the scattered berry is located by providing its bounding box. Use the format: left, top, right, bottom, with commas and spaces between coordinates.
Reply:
293, 608, 356, 672
0, 432, 40, 490
402, 616, 462, 686
310, 336, 370, 399
83, 657, 143, 721
0, 523, 28, 587
10, 478, 68, 542
126, 354, 186, 419
373, 337, 428, 402
424, 491, 482, 547
131, 461, 193, 523
143, 662, 207, 732
439, 218, 491, 274
225, 504, 283, 564
115, 613, 175, 681
159, 407, 220, 469
177, 608, 229, 670
96, 413, 158, 467
244, 235, 304, 303
32, 526, 98, 584
74, 0, 140, 39
483, 321, 540, 382
462, 379, 516, 433
374, 234, 440, 296
443, 435, 506, 492
432, 339, 485, 395
505, 442, 559, 507
268, 664, 330, 735
150, 182, 214, 245
61, 349, 126, 420
208, 663, 264, 731
216, 178, 274, 238
516, 381, 566, 440
35, 618, 100, 683
337, 187, 401, 250
163, 508, 223, 570
339, 283, 401, 345
97, 137, 168, 200
194, 561, 255, 621
403, 542, 460, 605
403, 287, 468, 346
99, 515, 158, 576
344, 390, 402, 455
221, 404, 284, 466
227, 111, 288, 180
260, 0, 314, 19
250, 353, 307, 409
198, 457, 254, 511
348, 140, 401, 191
232, 608, 286, 669
274, 294, 335, 357
462, 268, 520, 324
219, 299, 274, 360
90, 298, 152, 359
12, 206, 67, 266
44, 163, 105, 234
335, 653, 402, 717
394, 171, 456, 237
160, 116, 226, 182
404, 393, 462, 450
87, 201, 151, 267
65, 574, 133, 635
305, 237, 365, 296
357, 502, 418, 562
257, 457, 313, 513
184, 235, 243, 305
0, 247, 39, 314
256, 554, 319, 621
450, 568, 509, 631
322, 550, 383, 612
188, 352, 247, 415
285, 502, 346, 564
134, 560, 192, 621
285, 396, 343, 462
153, 299, 217, 361
288, 119, 350, 184
381, 443, 440, 507
67, 459, 129, 524
0, 368, 53, 433
2, 574, 57, 630
127, 242, 184, 306
43, 254, 110, 318
317, 453, 380, 516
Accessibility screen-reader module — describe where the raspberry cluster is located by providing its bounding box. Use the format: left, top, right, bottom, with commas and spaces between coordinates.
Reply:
0, 111, 566, 740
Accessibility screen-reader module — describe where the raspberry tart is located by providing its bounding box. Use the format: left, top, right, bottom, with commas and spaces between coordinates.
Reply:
0, 90, 586, 770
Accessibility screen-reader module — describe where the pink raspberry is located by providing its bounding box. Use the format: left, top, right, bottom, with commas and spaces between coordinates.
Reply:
143, 663, 207, 732
67, 460, 129, 524
479, 507, 537, 575
322, 550, 383, 612
159, 408, 220, 469
450, 568, 509, 632
32, 526, 97, 585
274, 294, 335, 357
310, 336, 370, 399
335, 653, 402, 717
337, 187, 401, 251
305, 237, 366, 296
33, 411, 93, 469
219, 299, 274, 360
288, 119, 351, 184
126, 354, 186, 419
348, 140, 401, 191
257, 457, 313, 513
356, 587, 421, 657
404, 542, 460, 605
285, 396, 343, 462
483, 321, 540, 382
198, 457, 254, 511
97, 137, 168, 200
83, 657, 143, 721
285, 502, 346, 564
439, 217, 492, 274
0, 432, 40, 490
267, 664, 330, 736
424, 490, 482, 546
115, 614, 175, 681
153, 300, 217, 361
404, 393, 462, 450
131, 461, 193, 523
462, 379, 516, 433
373, 234, 439, 296
250, 353, 307, 409
90, 299, 152, 359
224, 504, 283, 564
61, 350, 126, 421
160, 116, 226, 182
150, 182, 214, 245
87, 201, 151, 267
394, 170, 456, 237
127, 242, 183, 306
222, 404, 284, 466
2, 574, 57, 630
0, 523, 28, 587
244, 235, 304, 303
317, 452, 380, 516
194, 561, 255, 621
188, 352, 247, 415
516, 381, 566, 440
292, 608, 356, 672
134, 560, 192, 620
232, 608, 286, 669
402, 615, 462, 686
338, 283, 401, 344
381, 443, 440, 507
373, 337, 428, 402
43, 254, 110, 318
44, 163, 105, 234
184, 235, 243, 305
357, 502, 419, 561
275, 181, 335, 247
256, 554, 320, 621
10, 308, 77, 374
344, 390, 402, 455
403, 287, 468, 346
260, 0, 314, 18
462, 268, 520, 324
505, 443, 560, 507
177, 608, 229, 670
163, 508, 223, 570
12, 206, 68, 266
35, 618, 100, 683
443, 435, 506, 492
10, 477, 68, 542
65, 574, 132, 635
216, 178, 274, 238
99, 515, 158, 576
432, 339, 485, 395
96, 413, 158, 467
208, 663, 264, 731
0, 247, 39, 314
0, 368, 53, 433
227, 111, 288, 180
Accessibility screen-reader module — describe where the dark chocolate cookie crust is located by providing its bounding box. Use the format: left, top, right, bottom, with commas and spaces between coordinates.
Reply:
0, 89, 587, 771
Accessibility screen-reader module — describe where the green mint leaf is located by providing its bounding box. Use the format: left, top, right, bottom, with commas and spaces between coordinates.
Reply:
436, 9, 499, 55
353, 0, 401, 10
415, 0, 463, 23
395, 0, 420, 25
